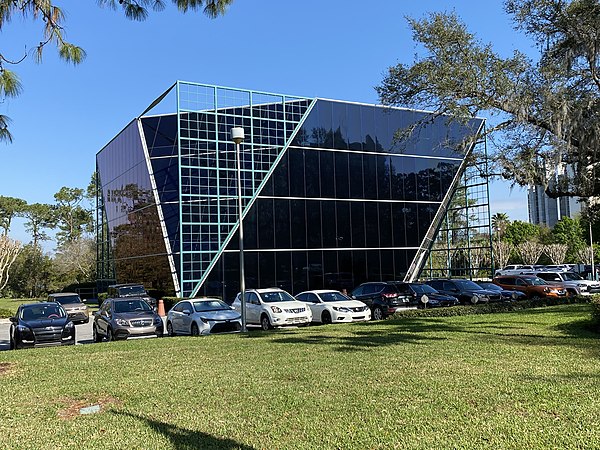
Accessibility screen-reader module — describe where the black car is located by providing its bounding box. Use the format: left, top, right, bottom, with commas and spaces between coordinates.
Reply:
396, 282, 460, 308
475, 281, 526, 301
9, 302, 75, 349
350, 282, 412, 320
424, 279, 502, 304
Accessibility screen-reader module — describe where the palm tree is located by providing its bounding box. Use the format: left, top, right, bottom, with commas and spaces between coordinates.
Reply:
491, 212, 510, 242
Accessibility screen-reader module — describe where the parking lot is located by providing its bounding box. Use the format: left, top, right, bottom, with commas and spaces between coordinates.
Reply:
0, 316, 172, 351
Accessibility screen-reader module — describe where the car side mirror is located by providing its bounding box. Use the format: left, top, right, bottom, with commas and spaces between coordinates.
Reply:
351, 295, 356, 299
9, 317, 17, 323
82, 299, 87, 303
183, 309, 192, 315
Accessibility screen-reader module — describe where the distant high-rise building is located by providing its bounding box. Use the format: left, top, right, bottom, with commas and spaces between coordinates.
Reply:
527, 164, 582, 227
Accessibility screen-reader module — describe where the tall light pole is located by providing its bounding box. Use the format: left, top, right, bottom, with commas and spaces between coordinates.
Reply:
590, 220, 595, 281
231, 127, 247, 332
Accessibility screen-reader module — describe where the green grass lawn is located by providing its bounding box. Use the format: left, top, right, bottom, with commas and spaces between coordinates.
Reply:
1, 303, 599, 449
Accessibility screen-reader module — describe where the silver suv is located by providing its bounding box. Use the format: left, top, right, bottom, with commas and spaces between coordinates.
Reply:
93, 297, 164, 342
526, 271, 600, 295
47, 292, 89, 324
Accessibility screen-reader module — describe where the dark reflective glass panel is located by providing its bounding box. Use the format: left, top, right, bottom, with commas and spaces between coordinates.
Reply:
335, 152, 349, 199
331, 102, 348, 150
290, 199, 306, 248
321, 201, 337, 248
288, 149, 305, 197
335, 201, 351, 248
274, 199, 291, 249
349, 153, 364, 199
351, 202, 365, 248
320, 151, 335, 198
257, 199, 274, 248
304, 150, 320, 197
306, 200, 322, 248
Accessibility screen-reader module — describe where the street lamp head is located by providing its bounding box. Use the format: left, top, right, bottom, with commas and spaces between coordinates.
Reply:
231, 127, 245, 145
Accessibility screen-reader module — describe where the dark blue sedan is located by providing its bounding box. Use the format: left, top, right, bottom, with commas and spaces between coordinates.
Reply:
396, 282, 460, 308
476, 281, 527, 301
9, 302, 75, 349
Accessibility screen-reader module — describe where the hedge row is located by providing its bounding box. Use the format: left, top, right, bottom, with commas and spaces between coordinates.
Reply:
0, 308, 13, 319
392, 295, 597, 319
591, 296, 600, 331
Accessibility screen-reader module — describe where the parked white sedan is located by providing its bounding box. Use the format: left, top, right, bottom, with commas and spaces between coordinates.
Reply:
232, 288, 312, 331
166, 298, 242, 336
295, 290, 371, 324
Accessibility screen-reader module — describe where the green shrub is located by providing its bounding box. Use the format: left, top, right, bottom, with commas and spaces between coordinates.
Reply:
161, 297, 180, 313
0, 308, 14, 319
392, 295, 593, 319
97, 293, 109, 304
590, 296, 600, 331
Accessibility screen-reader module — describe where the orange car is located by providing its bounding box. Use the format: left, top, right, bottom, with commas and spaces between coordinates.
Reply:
493, 275, 568, 299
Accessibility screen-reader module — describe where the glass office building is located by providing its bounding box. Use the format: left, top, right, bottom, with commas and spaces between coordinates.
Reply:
96, 82, 488, 299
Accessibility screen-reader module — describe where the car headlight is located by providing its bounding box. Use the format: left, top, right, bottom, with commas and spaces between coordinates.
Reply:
200, 317, 209, 324
64, 321, 74, 329
333, 306, 351, 312
153, 316, 163, 325
512, 292, 518, 300
115, 318, 129, 326
270, 306, 282, 313
16, 325, 30, 333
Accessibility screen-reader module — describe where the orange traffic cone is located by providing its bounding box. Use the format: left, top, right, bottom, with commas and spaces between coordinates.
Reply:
157, 299, 166, 317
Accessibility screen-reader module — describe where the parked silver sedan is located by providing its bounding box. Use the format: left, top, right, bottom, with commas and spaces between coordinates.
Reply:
167, 298, 242, 336
93, 297, 164, 342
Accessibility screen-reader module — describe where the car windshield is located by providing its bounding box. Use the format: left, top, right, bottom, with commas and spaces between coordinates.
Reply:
453, 280, 483, 290
118, 286, 146, 296
261, 291, 296, 303
53, 295, 81, 305
114, 300, 152, 313
193, 300, 230, 312
410, 284, 437, 294
478, 282, 501, 291
21, 304, 65, 320
526, 277, 547, 286
563, 272, 583, 281
319, 292, 349, 302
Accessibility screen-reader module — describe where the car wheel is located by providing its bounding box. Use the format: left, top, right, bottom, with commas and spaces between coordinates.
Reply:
167, 321, 175, 337
373, 306, 384, 321
321, 311, 332, 325
93, 325, 103, 343
106, 327, 114, 342
191, 323, 200, 336
260, 314, 272, 331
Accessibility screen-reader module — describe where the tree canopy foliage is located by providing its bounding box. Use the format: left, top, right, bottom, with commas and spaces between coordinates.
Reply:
0, 0, 233, 142
376, 0, 600, 199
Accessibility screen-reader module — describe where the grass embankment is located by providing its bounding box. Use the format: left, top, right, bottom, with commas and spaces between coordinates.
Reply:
0, 304, 599, 449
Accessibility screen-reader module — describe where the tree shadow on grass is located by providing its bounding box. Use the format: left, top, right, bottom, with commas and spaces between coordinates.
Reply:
114, 411, 254, 450
240, 308, 600, 356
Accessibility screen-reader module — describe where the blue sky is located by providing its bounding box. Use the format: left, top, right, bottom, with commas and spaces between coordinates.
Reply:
1, 0, 530, 247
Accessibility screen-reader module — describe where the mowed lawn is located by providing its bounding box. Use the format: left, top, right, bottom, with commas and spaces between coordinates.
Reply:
1, 304, 599, 449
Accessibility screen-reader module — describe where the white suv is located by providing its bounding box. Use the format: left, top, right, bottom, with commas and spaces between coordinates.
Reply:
232, 288, 312, 331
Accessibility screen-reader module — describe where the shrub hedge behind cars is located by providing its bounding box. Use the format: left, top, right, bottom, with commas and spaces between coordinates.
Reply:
392, 295, 598, 319
590, 296, 600, 332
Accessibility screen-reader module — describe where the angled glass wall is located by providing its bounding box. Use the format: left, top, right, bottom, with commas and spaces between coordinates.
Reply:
96, 82, 487, 299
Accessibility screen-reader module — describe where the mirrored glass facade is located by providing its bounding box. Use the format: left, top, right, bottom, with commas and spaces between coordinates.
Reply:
96, 82, 487, 299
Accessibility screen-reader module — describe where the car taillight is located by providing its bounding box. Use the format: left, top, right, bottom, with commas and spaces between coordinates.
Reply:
382, 293, 397, 298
